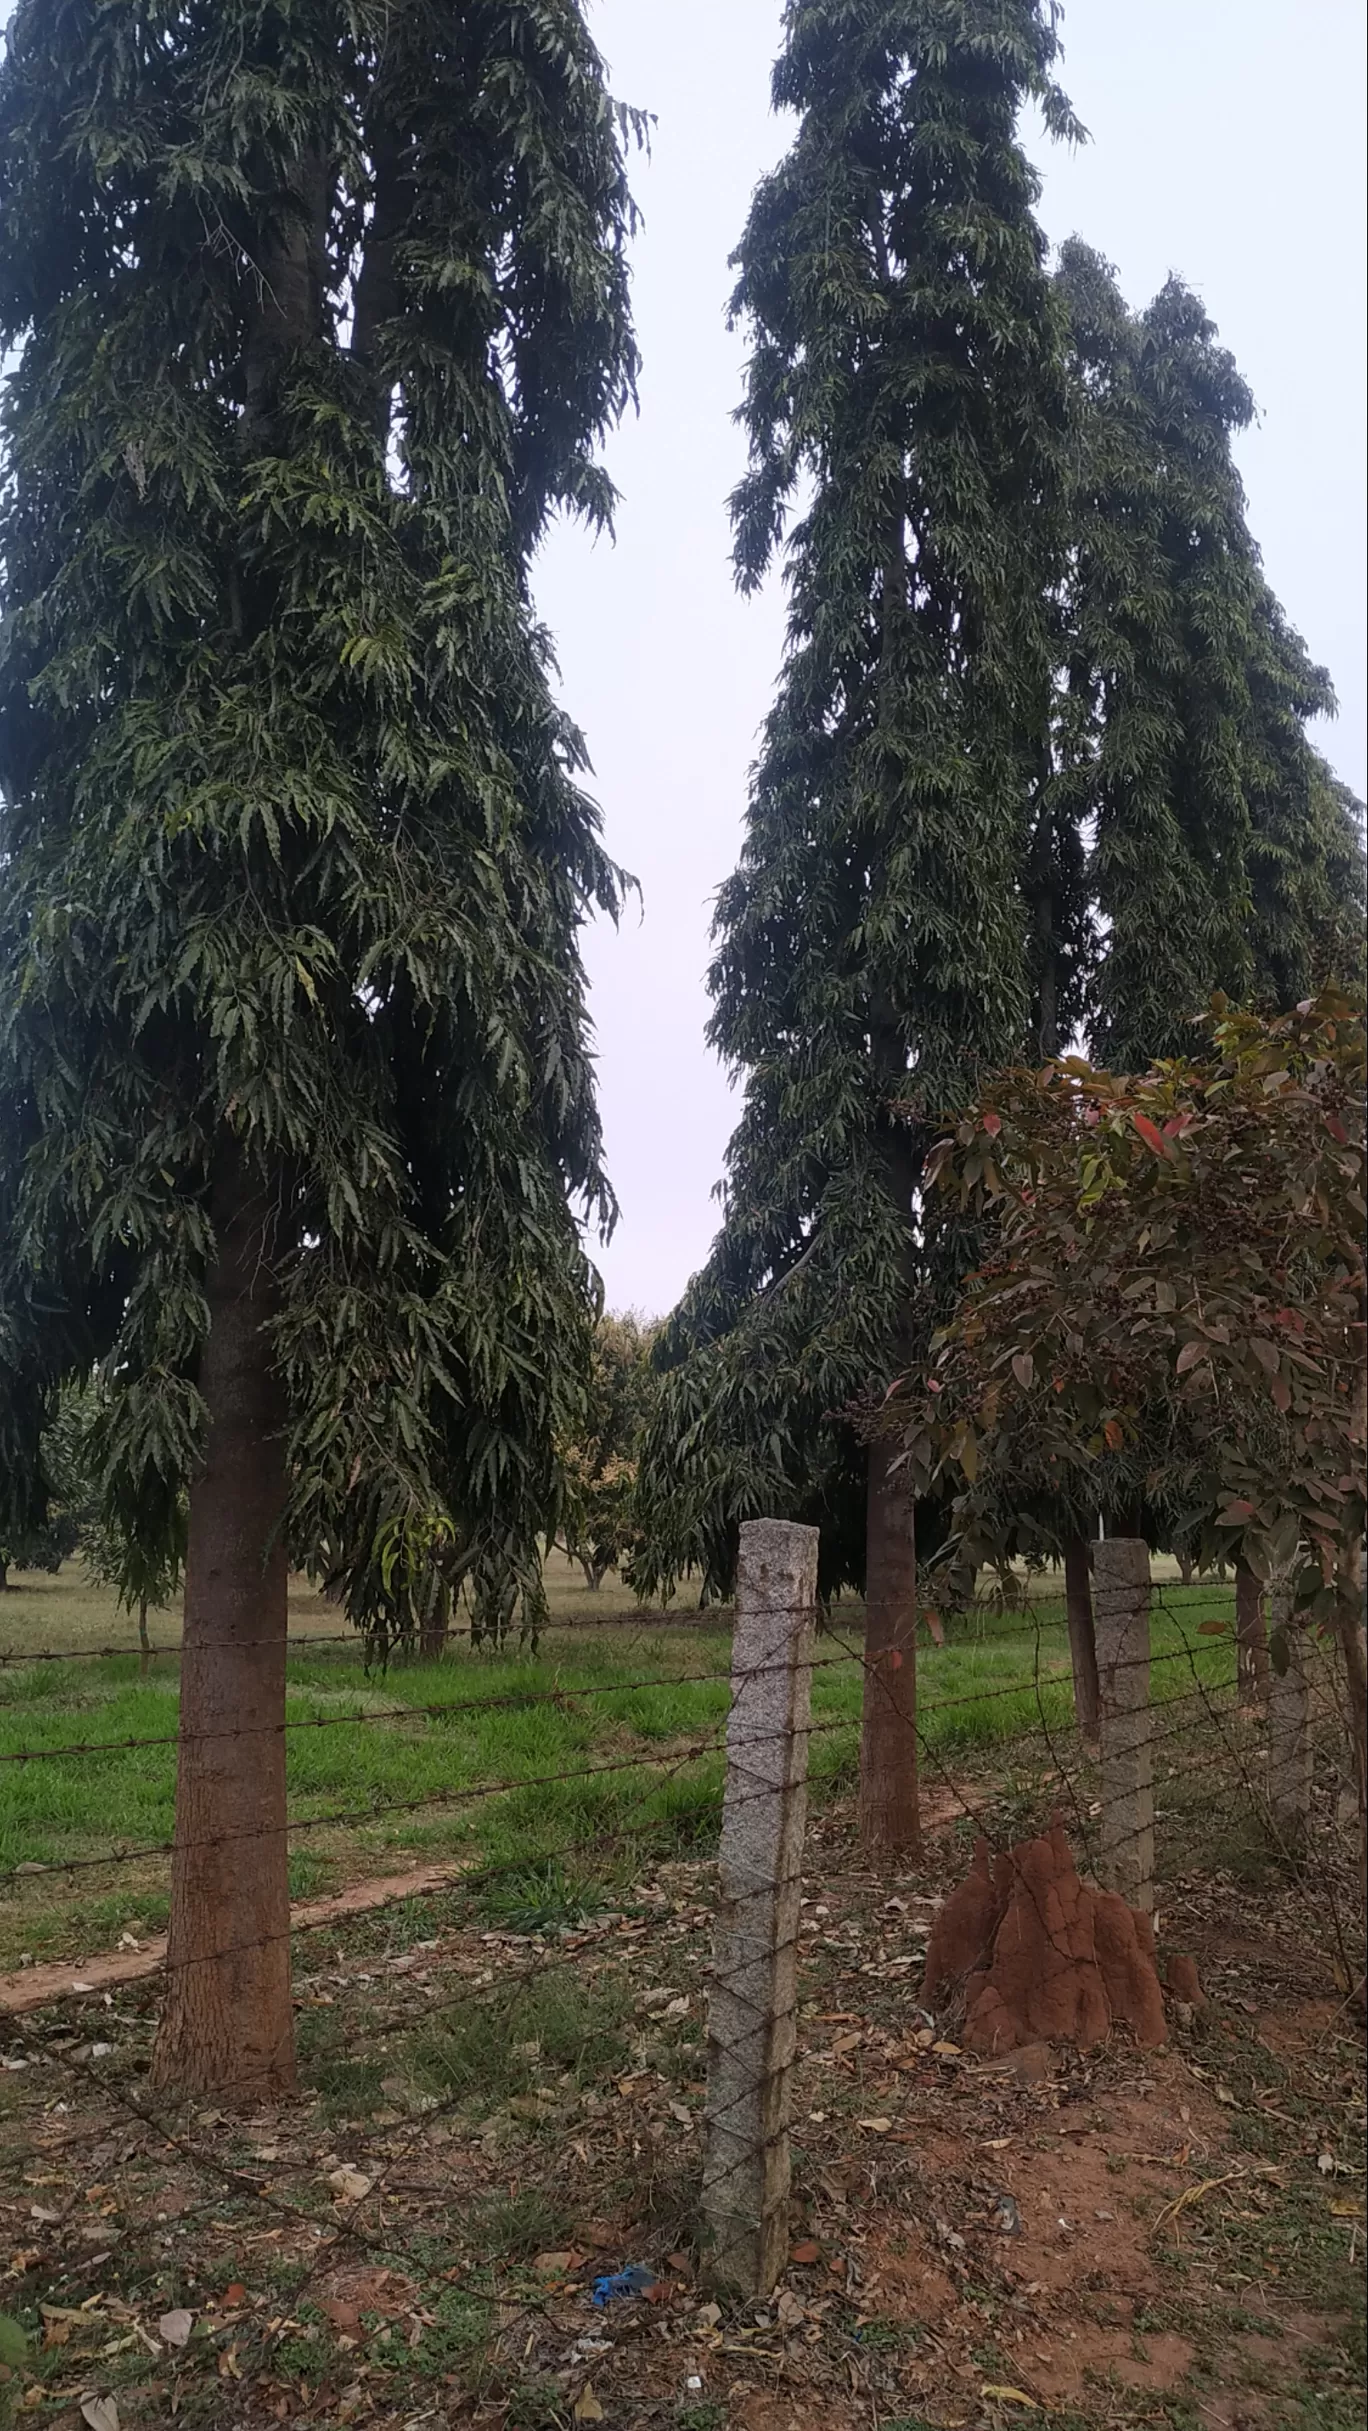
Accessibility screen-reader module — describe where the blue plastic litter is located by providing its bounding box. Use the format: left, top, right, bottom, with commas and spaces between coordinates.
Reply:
591, 2265, 657, 2307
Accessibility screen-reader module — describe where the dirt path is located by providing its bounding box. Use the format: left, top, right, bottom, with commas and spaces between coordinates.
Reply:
0, 1861, 466, 2016
0, 1781, 973, 2020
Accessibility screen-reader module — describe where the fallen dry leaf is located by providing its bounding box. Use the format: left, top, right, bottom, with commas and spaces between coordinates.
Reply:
856, 2117, 892, 2135
572, 2387, 605, 2423
80, 2401, 119, 2431
789, 2239, 822, 2265
327, 2167, 373, 2203
158, 2310, 193, 2348
981, 2387, 1039, 2410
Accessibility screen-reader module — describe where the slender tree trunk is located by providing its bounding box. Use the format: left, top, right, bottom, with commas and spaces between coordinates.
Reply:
1337, 1590, 1367, 1812
0, 1562, 8, 1594
418, 1579, 450, 1664
1176, 1549, 1195, 1587
138, 1594, 151, 1679
857, 276, 922, 1860
1235, 1562, 1270, 1710
151, 1145, 295, 2101
860, 1439, 920, 1856
1063, 1535, 1100, 1743
1339, 1320, 1367, 2011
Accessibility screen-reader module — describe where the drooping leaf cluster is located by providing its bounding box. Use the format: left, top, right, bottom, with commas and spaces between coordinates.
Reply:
1054, 240, 1365, 1069
636, 2, 1365, 1601
0, 1, 642, 1633
892, 992, 1366, 1616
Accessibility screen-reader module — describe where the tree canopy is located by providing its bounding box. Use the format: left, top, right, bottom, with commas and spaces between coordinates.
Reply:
895, 993, 1366, 1616
559, 1310, 659, 1591
0, 0, 642, 1634
1053, 240, 1365, 1070
636, 6, 1365, 1614
636, 0, 1081, 1605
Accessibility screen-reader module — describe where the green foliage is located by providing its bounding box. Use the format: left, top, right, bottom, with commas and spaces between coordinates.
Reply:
0, 1511, 77, 1585
900, 992, 1366, 1614
636, 14, 1364, 1603
0, 1382, 92, 1581
0, 2, 643, 1635
558, 1309, 659, 1587
0, 2314, 27, 2427
1054, 240, 1366, 1069
635, 0, 1080, 1602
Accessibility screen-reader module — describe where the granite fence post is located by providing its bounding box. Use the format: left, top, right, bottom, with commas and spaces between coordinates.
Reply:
702, 1518, 818, 2296
1094, 1538, 1154, 1913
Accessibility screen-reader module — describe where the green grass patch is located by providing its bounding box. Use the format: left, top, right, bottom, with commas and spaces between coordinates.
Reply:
407, 1971, 634, 2117
0, 1558, 1240, 1969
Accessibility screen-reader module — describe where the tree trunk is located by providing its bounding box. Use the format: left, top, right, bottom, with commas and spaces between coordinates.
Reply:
0, 1562, 8, 1594
151, 1145, 295, 2102
1235, 1562, 1270, 1710
1339, 1318, 1366, 2009
1337, 1590, 1367, 1810
860, 1439, 920, 1857
1063, 1535, 1100, 1743
1176, 1550, 1195, 1587
138, 1594, 151, 1679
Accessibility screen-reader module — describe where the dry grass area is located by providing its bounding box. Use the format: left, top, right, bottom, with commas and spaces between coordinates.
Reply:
0, 1550, 682, 1663
0, 1728, 1360, 2431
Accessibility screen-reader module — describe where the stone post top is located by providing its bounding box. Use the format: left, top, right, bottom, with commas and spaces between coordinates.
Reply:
738, 1518, 820, 1554
1094, 1538, 1151, 1586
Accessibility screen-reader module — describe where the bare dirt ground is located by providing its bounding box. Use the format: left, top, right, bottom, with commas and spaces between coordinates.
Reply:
0, 1776, 1361, 2431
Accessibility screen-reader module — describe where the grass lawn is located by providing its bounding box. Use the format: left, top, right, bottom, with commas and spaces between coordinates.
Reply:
0, 1551, 1237, 1970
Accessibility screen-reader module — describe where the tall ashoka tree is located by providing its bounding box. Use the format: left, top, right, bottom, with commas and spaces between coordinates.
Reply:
636, 5, 1365, 1856
1054, 238, 1365, 1073
634, 0, 1082, 1851
0, 0, 639, 2096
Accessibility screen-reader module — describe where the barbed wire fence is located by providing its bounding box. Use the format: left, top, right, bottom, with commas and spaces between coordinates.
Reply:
0, 1529, 1361, 2420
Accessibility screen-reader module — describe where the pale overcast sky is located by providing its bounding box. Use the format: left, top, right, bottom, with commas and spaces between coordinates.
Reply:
536, 0, 1368, 1316
2, 2, 1362, 1320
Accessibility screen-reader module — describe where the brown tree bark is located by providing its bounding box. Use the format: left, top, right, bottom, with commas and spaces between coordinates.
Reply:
1235, 1562, 1270, 1710
1337, 1593, 1368, 1812
859, 1438, 921, 1857
1063, 1535, 1100, 1743
138, 1594, 151, 1679
151, 1145, 295, 2101
418, 1580, 450, 1664
1339, 1320, 1367, 1981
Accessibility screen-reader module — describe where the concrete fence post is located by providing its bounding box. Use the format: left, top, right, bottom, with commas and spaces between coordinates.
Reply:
1094, 1538, 1154, 1913
1266, 1583, 1312, 1850
702, 1518, 818, 2296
